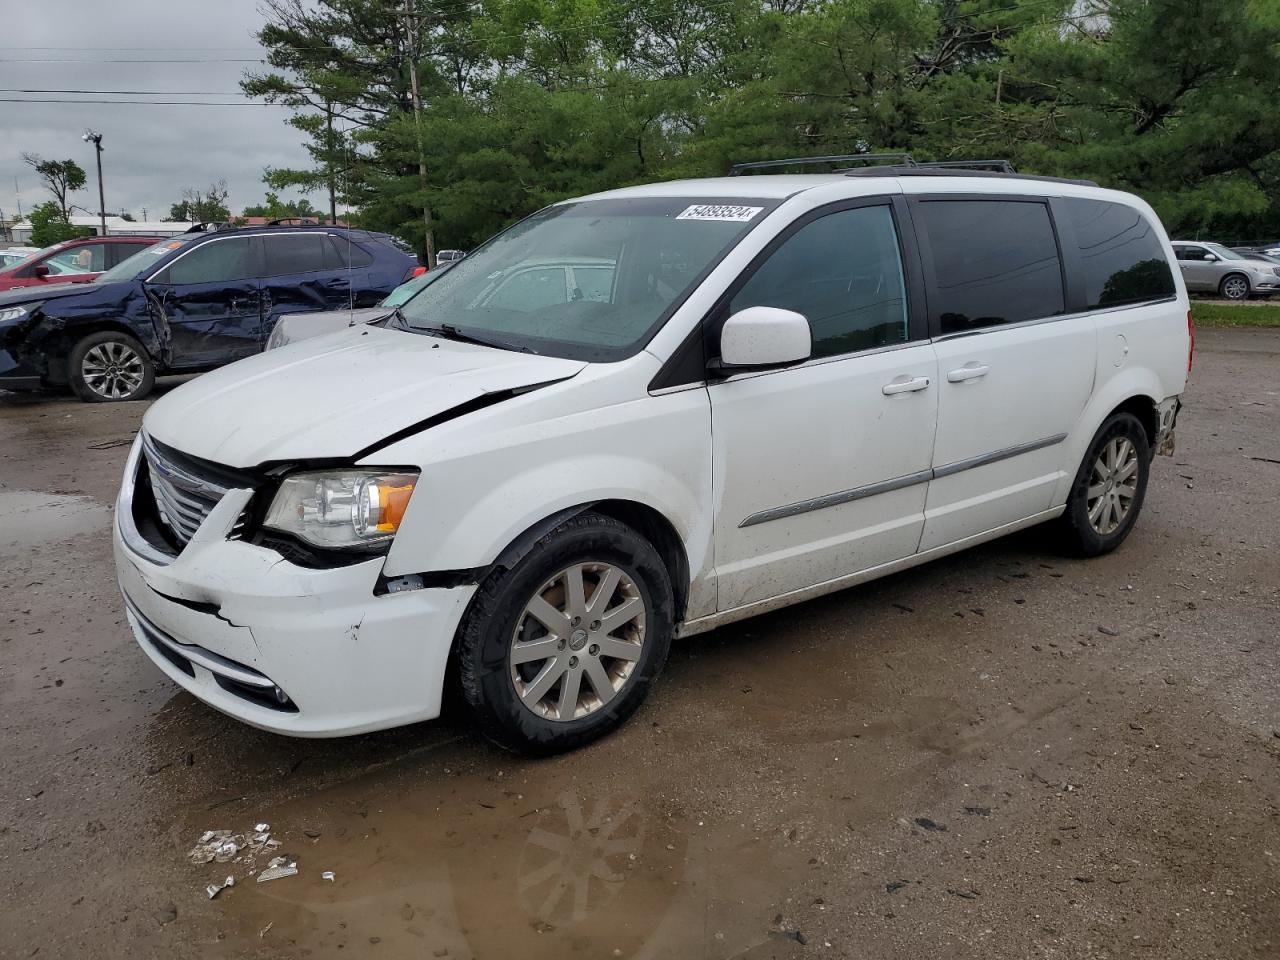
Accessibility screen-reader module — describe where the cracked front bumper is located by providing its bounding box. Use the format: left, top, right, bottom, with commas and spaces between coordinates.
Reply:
112, 443, 475, 737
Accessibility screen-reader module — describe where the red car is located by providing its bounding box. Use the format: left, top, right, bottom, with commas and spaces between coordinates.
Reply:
0, 235, 161, 292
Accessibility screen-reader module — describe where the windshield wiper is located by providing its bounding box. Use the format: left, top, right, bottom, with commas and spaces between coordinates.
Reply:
417, 322, 537, 354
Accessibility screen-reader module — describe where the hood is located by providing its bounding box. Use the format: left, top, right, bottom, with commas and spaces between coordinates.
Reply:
142, 325, 587, 468
0, 279, 122, 308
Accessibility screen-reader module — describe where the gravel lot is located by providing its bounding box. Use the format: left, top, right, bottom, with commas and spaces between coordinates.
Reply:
1, 328, 1277, 959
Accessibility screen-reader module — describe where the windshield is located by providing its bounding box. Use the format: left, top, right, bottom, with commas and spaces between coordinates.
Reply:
394, 197, 778, 360
96, 237, 193, 283
1205, 243, 1245, 261
382, 271, 434, 306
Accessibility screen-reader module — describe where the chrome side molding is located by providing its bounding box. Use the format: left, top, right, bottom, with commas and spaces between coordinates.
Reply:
740, 433, 1068, 527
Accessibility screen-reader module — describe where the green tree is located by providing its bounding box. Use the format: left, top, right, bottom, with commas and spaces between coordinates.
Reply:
993, 0, 1280, 236
240, 192, 322, 220
167, 181, 232, 223
27, 201, 92, 247
22, 154, 87, 221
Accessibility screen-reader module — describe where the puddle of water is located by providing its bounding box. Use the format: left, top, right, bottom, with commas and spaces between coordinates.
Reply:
183, 766, 813, 959
0, 488, 111, 553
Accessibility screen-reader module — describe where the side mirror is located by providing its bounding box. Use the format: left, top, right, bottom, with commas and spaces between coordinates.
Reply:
714, 306, 811, 373
1202, 253, 1218, 262
32, 263, 50, 279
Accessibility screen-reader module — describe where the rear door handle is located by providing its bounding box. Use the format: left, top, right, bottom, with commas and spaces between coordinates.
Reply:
882, 376, 931, 396
947, 363, 990, 383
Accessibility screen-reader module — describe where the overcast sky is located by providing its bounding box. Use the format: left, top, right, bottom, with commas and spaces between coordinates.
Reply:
0, 1, 315, 224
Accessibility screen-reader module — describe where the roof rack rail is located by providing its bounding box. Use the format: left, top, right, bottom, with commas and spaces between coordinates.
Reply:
730, 154, 916, 176
915, 159, 1017, 173
183, 221, 235, 233
844, 165, 1098, 186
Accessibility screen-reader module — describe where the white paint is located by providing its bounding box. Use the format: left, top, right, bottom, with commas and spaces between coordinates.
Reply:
718, 306, 811, 367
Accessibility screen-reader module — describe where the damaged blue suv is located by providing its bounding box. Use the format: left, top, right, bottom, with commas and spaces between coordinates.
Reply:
0, 224, 418, 402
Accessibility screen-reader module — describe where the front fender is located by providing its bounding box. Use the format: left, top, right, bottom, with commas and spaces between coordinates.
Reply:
377, 378, 714, 618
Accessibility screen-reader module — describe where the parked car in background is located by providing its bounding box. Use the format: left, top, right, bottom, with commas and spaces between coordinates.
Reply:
0, 235, 161, 292
265, 256, 615, 351
436, 248, 466, 265
266, 259, 455, 350
0, 225, 418, 401
1171, 241, 1280, 300
113, 164, 1188, 751
0, 246, 40, 268
1231, 248, 1280, 266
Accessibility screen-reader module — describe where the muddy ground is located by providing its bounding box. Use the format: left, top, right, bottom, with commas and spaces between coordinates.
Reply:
1, 328, 1278, 960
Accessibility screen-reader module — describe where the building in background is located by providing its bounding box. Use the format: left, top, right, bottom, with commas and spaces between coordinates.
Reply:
4, 215, 195, 245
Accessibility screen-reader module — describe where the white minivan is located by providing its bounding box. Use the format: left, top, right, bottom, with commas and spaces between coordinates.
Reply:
114, 162, 1191, 752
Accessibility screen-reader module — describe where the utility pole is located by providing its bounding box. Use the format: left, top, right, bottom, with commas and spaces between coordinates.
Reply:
403, 0, 436, 267
325, 100, 338, 226
83, 130, 107, 235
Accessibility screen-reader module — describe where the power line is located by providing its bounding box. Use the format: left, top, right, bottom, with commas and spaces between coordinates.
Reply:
0, 57, 264, 64
0, 98, 284, 106
0, 88, 246, 96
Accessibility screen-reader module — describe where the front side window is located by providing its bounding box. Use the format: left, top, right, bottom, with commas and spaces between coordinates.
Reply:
394, 197, 777, 361
1065, 198, 1175, 309
919, 199, 1064, 334
729, 205, 909, 358
46, 243, 106, 274
159, 238, 254, 285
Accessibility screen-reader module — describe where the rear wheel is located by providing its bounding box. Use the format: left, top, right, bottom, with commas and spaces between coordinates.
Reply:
1219, 273, 1250, 300
67, 331, 155, 402
1057, 412, 1150, 557
457, 511, 674, 755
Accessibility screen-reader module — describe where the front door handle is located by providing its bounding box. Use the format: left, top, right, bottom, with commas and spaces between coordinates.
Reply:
882, 376, 931, 396
947, 363, 990, 383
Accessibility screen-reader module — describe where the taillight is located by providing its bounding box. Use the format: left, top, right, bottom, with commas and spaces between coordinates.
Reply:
1187, 309, 1195, 373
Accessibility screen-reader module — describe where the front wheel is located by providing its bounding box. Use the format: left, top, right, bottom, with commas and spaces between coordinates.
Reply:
1057, 412, 1151, 557
1219, 273, 1250, 301
67, 331, 155, 402
457, 511, 674, 755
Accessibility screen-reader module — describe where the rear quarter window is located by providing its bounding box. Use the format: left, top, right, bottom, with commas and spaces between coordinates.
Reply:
1064, 198, 1175, 308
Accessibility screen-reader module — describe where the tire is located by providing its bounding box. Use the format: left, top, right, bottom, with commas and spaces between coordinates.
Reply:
1219, 273, 1250, 301
1057, 412, 1151, 557
67, 331, 155, 403
457, 511, 675, 755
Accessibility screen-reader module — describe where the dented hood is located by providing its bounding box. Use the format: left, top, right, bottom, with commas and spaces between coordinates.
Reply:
142, 325, 586, 468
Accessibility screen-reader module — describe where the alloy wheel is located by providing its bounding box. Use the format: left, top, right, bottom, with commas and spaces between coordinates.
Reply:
1086, 436, 1139, 536
509, 562, 646, 722
81, 341, 145, 400
1222, 276, 1249, 300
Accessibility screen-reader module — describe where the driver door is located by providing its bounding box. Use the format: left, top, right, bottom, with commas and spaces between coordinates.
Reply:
707, 199, 939, 612
1173, 244, 1216, 292
147, 236, 264, 367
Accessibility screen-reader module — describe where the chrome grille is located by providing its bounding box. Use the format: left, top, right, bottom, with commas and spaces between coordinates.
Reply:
140, 432, 229, 546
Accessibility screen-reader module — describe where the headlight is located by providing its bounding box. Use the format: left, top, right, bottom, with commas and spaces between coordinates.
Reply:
263, 470, 419, 549
0, 305, 29, 324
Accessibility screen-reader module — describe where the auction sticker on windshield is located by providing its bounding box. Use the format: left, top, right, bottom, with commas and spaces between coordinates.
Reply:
675, 204, 763, 222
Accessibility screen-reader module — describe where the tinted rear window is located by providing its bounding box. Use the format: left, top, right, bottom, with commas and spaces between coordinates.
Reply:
918, 199, 1065, 334
1065, 198, 1175, 308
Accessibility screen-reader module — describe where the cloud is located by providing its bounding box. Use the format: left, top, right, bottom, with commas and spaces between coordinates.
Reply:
0, 0, 314, 221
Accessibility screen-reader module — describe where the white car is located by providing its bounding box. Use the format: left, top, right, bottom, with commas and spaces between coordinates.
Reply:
114, 164, 1190, 752
0, 246, 39, 268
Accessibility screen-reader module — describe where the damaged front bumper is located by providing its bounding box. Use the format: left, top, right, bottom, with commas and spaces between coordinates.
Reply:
113, 438, 475, 737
